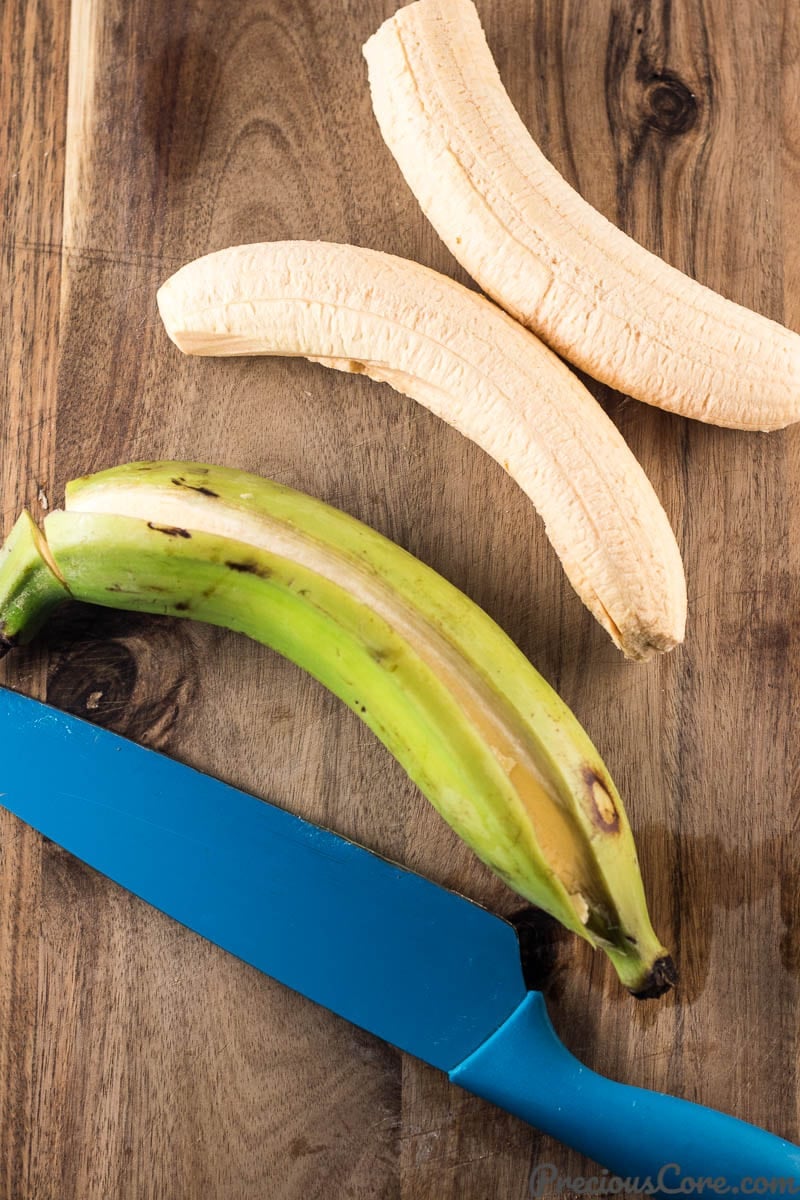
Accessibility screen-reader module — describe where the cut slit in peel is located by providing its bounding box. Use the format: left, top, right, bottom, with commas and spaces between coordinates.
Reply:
156, 241, 687, 661
0, 461, 675, 997
364, 0, 800, 433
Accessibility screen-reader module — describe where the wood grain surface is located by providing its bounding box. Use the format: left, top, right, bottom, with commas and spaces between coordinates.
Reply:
0, 0, 798, 1196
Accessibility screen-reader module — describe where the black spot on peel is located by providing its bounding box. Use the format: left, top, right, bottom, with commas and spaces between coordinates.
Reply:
170, 477, 219, 498
173, 601, 190, 612
147, 522, 191, 538
225, 559, 271, 579
582, 767, 620, 833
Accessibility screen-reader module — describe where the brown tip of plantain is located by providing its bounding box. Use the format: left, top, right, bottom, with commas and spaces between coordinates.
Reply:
630, 955, 678, 1000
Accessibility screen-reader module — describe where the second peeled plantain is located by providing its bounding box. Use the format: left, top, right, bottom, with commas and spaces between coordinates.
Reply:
0, 461, 674, 996
365, 0, 800, 431
157, 242, 687, 661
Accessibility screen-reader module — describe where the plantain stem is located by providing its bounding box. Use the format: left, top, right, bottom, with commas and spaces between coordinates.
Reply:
0, 512, 70, 653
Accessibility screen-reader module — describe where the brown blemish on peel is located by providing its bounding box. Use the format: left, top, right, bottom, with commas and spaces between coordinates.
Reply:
174, 601, 191, 611
147, 522, 191, 538
170, 477, 219, 498
225, 559, 272, 579
367, 645, 399, 671
583, 768, 620, 832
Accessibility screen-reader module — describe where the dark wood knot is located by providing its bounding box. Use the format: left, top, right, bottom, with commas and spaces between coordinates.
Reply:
44, 605, 198, 748
48, 637, 139, 728
643, 73, 698, 136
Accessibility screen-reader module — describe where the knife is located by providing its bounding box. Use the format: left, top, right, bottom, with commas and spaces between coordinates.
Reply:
0, 687, 797, 1186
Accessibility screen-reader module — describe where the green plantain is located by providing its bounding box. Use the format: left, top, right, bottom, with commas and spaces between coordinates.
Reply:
0, 461, 674, 996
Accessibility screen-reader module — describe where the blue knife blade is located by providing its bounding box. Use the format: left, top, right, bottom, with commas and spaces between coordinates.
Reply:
0, 685, 524, 1070
1, 685, 798, 1186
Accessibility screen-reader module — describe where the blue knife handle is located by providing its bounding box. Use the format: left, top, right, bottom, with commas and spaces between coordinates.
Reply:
450, 993, 800, 1188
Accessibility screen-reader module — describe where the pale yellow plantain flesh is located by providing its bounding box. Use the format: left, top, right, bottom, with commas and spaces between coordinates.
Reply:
157, 241, 686, 660
364, 0, 800, 431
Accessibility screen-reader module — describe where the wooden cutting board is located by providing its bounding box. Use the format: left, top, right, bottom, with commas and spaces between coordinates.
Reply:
1, 0, 798, 1196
